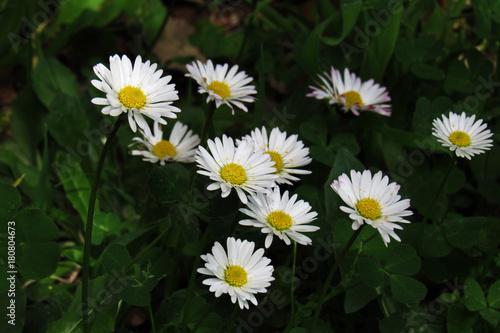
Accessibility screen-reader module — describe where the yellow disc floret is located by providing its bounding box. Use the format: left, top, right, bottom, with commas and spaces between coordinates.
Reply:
342, 90, 364, 107
224, 265, 248, 287
118, 86, 147, 109
356, 198, 381, 220
152, 140, 176, 159
265, 151, 284, 173
220, 163, 247, 185
267, 210, 293, 231
449, 131, 471, 147
207, 80, 231, 99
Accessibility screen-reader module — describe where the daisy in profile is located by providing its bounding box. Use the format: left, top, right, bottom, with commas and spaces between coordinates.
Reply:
198, 237, 274, 309
243, 127, 312, 185
239, 187, 319, 248
91, 54, 180, 136
130, 121, 200, 165
432, 112, 494, 160
331, 170, 412, 246
185, 60, 256, 114
195, 135, 278, 204
307, 66, 391, 116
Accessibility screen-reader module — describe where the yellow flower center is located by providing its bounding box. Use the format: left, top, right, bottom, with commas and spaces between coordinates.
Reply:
356, 198, 381, 220
220, 163, 247, 185
265, 151, 284, 173
342, 90, 364, 107
152, 140, 176, 159
267, 210, 293, 231
207, 80, 231, 99
224, 265, 248, 287
449, 131, 471, 147
118, 86, 147, 109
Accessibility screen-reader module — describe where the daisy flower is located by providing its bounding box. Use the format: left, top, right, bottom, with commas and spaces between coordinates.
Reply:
130, 121, 200, 165
91, 54, 180, 136
432, 112, 494, 160
185, 59, 256, 114
239, 187, 319, 248
307, 66, 391, 116
198, 237, 274, 309
242, 127, 312, 185
195, 135, 278, 204
330, 170, 412, 247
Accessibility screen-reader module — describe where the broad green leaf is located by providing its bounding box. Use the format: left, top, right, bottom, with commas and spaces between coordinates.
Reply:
56, 0, 106, 25
142, 0, 167, 46
358, 257, 384, 287
480, 308, 500, 327
487, 280, 500, 309
101, 244, 132, 275
92, 212, 122, 245
15, 209, 60, 280
390, 274, 427, 304
447, 305, 476, 333
149, 163, 189, 204
299, 120, 327, 146
410, 63, 445, 81
420, 224, 452, 258
302, 16, 333, 73
322, 0, 362, 46
120, 281, 151, 307
0, 183, 20, 226
379, 312, 405, 333
170, 203, 200, 243
344, 282, 378, 313
386, 244, 421, 276
444, 60, 475, 94
464, 278, 487, 311
54, 152, 96, 224
443, 215, 484, 249
32, 58, 80, 108
472, 0, 492, 38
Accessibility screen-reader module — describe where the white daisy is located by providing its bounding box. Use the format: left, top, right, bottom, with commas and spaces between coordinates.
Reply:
242, 127, 312, 185
432, 112, 494, 160
195, 135, 278, 204
330, 170, 412, 247
198, 237, 274, 309
307, 66, 391, 116
185, 59, 256, 114
130, 121, 200, 165
239, 187, 319, 248
91, 54, 180, 136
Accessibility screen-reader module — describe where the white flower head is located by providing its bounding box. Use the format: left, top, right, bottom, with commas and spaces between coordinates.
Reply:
307, 66, 391, 116
185, 60, 256, 114
195, 135, 278, 204
239, 187, 319, 248
130, 121, 200, 165
432, 112, 494, 160
91, 54, 180, 136
242, 127, 312, 185
330, 170, 412, 247
197, 237, 274, 309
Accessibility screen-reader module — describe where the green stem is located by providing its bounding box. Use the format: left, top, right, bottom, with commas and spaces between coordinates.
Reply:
422, 154, 456, 225
148, 304, 157, 333
310, 225, 365, 331
235, 0, 258, 62
125, 225, 171, 272
227, 303, 239, 333
291, 241, 297, 319
201, 104, 215, 145
82, 116, 123, 333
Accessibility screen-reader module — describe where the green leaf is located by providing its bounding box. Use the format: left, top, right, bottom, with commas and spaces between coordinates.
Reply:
170, 203, 200, 243
54, 152, 96, 224
480, 308, 500, 327
149, 163, 189, 204
321, 0, 362, 46
344, 282, 378, 313
299, 120, 327, 146
472, 0, 492, 38
0, 183, 20, 226
410, 63, 445, 81
120, 281, 151, 307
358, 257, 385, 288
101, 244, 132, 275
92, 212, 122, 245
443, 215, 484, 249
32, 58, 80, 108
447, 305, 476, 333
390, 274, 427, 304
464, 278, 487, 311
386, 244, 421, 276
46, 94, 90, 150
142, 0, 167, 46
15, 209, 60, 280
487, 280, 500, 309
303, 16, 333, 73
55, 0, 106, 25
420, 224, 452, 258
379, 312, 406, 333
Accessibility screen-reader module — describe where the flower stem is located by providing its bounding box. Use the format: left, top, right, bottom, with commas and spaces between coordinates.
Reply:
227, 303, 239, 333
422, 154, 456, 225
148, 304, 157, 333
201, 104, 215, 146
82, 116, 123, 333
310, 225, 365, 331
291, 241, 297, 319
